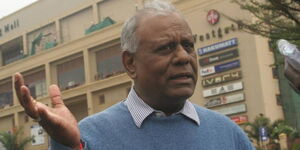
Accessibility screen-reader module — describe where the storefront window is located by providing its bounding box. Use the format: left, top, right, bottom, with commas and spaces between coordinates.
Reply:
0, 80, 13, 109
24, 70, 47, 99
1, 37, 24, 66
57, 57, 85, 90
95, 44, 124, 80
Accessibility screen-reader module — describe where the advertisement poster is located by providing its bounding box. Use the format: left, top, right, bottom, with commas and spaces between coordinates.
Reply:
198, 38, 238, 56
31, 125, 45, 145
203, 82, 243, 97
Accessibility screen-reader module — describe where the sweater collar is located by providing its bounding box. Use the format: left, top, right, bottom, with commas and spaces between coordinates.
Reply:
124, 88, 200, 128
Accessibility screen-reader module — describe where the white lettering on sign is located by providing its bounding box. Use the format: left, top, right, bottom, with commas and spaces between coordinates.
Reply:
203, 82, 243, 97
0, 19, 20, 37
200, 66, 215, 76
198, 38, 238, 56
214, 104, 247, 116
205, 93, 245, 108
202, 71, 242, 87
207, 9, 220, 25
230, 115, 248, 124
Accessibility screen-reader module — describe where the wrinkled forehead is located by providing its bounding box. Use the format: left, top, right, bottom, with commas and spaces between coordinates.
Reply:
137, 12, 191, 35
136, 12, 193, 40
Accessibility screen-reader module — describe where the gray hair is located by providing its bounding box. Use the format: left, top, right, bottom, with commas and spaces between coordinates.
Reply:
121, 0, 179, 53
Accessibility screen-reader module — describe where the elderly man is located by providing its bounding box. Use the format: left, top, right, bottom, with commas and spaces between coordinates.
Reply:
14, 0, 254, 150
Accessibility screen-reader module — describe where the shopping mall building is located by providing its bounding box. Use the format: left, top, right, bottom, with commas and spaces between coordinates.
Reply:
0, 0, 297, 149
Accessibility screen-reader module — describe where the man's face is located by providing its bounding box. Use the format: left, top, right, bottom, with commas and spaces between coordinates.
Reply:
131, 13, 198, 102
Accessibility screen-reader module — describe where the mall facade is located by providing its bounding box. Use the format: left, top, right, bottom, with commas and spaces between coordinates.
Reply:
0, 0, 286, 149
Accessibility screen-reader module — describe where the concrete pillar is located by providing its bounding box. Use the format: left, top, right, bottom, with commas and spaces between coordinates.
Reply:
55, 20, 62, 44
0, 50, 3, 66
45, 63, 52, 88
83, 49, 91, 84
86, 91, 94, 115
12, 75, 18, 106
279, 133, 288, 150
92, 2, 100, 23
14, 113, 19, 128
22, 33, 28, 55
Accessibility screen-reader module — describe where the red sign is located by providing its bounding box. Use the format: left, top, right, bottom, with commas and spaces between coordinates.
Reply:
207, 9, 220, 25
230, 115, 248, 125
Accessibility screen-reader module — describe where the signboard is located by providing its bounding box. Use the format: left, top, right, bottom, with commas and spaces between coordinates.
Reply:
0, 19, 20, 37
205, 93, 245, 108
200, 60, 240, 77
215, 60, 240, 73
230, 115, 248, 125
199, 49, 239, 66
203, 82, 243, 97
200, 66, 215, 76
198, 38, 238, 56
259, 127, 268, 141
202, 71, 242, 87
214, 104, 247, 116
207, 9, 220, 25
31, 125, 45, 145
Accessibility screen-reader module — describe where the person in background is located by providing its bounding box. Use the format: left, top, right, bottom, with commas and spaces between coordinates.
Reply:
14, 0, 255, 149
284, 61, 300, 93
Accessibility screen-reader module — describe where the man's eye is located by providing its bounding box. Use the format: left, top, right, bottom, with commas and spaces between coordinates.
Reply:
182, 41, 194, 52
157, 43, 176, 52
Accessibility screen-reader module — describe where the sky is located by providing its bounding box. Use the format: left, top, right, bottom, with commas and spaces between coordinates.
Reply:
0, 0, 38, 19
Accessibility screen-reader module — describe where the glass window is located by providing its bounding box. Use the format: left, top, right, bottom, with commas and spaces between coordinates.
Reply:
95, 44, 125, 80
57, 57, 85, 90
1, 37, 24, 65
0, 80, 13, 109
24, 70, 47, 99
2, 47, 23, 66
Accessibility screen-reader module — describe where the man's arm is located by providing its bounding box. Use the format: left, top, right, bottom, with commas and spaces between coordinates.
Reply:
14, 73, 82, 149
284, 60, 300, 93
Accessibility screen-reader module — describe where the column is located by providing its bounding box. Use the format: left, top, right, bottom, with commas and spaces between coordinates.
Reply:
93, 2, 100, 23
22, 33, 28, 55
86, 91, 94, 115
55, 20, 62, 44
83, 49, 91, 83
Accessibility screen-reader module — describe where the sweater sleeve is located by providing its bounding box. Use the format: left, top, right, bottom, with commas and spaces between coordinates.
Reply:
48, 138, 88, 150
234, 126, 256, 150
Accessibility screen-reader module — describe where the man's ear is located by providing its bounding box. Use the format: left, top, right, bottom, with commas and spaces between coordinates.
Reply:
122, 51, 137, 79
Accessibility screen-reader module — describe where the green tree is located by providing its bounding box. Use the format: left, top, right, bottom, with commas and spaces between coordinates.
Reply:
229, 0, 300, 43
271, 119, 298, 140
227, 0, 300, 132
243, 114, 299, 150
243, 114, 274, 149
0, 128, 33, 150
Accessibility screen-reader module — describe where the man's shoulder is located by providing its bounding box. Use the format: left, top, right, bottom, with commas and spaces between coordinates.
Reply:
79, 101, 129, 127
192, 104, 237, 127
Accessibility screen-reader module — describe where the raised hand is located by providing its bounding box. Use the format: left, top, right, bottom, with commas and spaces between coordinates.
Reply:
14, 73, 81, 150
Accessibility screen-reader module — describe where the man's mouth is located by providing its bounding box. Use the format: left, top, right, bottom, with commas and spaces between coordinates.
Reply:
169, 73, 194, 81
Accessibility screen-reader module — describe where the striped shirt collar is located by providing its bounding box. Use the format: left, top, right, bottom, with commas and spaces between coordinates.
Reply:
124, 88, 200, 128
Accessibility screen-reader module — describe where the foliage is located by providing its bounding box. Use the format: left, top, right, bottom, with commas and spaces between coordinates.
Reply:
0, 127, 33, 150
291, 143, 300, 150
243, 114, 299, 150
271, 119, 298, 140
229, 0, 300, 43
243, 114, 272, 143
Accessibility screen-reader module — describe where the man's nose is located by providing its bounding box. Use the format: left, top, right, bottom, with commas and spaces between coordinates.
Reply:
172, 45, 190, 65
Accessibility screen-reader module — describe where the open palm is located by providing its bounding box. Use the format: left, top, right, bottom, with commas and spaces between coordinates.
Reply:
14, 73, 81, 150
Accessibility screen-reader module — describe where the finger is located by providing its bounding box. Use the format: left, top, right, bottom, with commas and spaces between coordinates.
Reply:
21, 85, 39, 119
49, 84, 64, 108
14, 73, 25, 106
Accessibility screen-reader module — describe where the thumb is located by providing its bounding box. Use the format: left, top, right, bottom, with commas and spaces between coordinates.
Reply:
49, 84, 64, 108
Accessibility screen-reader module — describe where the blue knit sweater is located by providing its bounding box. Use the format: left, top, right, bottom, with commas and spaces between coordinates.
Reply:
50, 102, 254, 150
